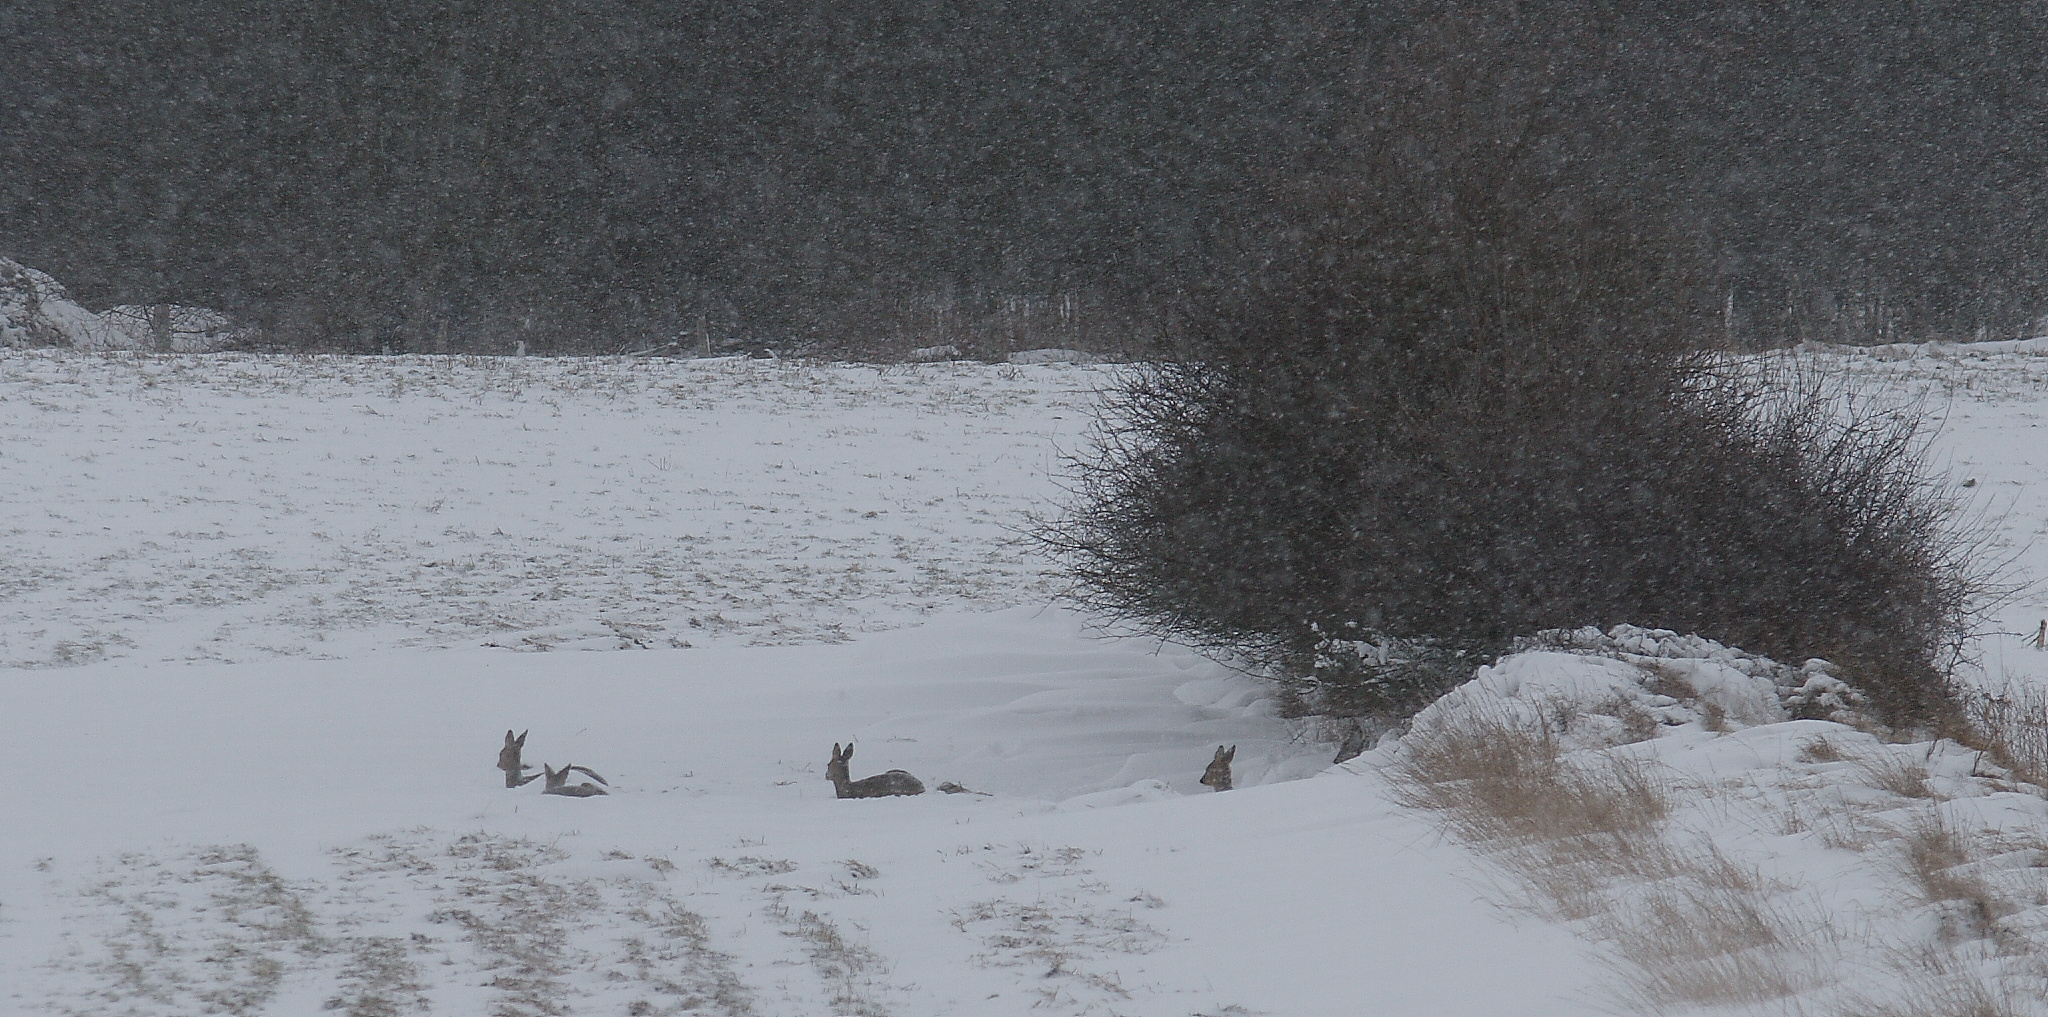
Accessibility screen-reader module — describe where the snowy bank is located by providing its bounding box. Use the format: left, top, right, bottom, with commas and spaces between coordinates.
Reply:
1376, 627, 2048, 1015
0, 257, 249, 351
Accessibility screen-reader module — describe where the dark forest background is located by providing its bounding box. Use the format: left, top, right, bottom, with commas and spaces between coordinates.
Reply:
4, 1, 2046, 356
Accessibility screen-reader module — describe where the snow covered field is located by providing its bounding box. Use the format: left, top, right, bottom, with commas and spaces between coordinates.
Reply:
2, 345, 2046, 1016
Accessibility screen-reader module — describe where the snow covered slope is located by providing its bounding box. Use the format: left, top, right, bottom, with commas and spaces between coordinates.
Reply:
2, 343, 2046, 1015
0, 353, 1095, 667
1, 609, 1603, 1016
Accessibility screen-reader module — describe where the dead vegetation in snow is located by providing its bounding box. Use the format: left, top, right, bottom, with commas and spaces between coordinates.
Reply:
1383, 652, 2048, 1017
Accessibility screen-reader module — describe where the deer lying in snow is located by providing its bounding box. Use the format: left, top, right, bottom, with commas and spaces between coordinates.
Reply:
1200, 745, 1235, 791
500, 731, 606, 796
542, 763, 609, 797
826, 742, 925, 798
498, 730, 542, 787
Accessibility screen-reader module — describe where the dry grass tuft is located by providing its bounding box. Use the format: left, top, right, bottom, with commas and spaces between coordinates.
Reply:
1895, 810, 2018, 948
1388, 710, 1669, 849
1799, 736, 1849, 763
1781, 790, 1888, 852
772, 905, 890, 1017
1958, 681, 2048, 789
1859, 753, 1937, 799
1701, 699, 1732, 734
1598, 861, 1830, 1011
1901, 813, 1977, 901
1840, 945, 2048, 1017
1387, 710, 1843, 1014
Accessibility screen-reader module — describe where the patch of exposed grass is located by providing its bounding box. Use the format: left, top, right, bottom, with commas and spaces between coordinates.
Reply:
1839, 944, 2048, 1017
1594, 847, 1833, 1012
1385, 711, 1837, 1014
618, 885, 756, 1017
328, 936, 429, 1017
705, 855, 797, 877
1799, 736, 1849, 763
1859, 753, 1937, 799
773, 905, 891, 1017
67, 845, 326, 1017
1388, 709, 1670, 849
1960, 681, 2048, 789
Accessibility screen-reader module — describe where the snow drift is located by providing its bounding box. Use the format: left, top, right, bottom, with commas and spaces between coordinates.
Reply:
0, 257, 249, 351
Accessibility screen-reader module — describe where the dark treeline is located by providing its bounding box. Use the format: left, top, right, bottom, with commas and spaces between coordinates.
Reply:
3, 1, 2046, 355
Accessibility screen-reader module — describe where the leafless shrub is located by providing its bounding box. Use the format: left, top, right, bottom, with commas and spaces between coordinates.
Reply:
1046, 204, 2001, 729
1959, 681, 2048, 788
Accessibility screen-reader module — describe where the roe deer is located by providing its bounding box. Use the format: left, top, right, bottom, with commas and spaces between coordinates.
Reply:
498, 730, 542, 787
1200, 745, 1235, 791
542, 763, 609, 797
826, 742, 925, 798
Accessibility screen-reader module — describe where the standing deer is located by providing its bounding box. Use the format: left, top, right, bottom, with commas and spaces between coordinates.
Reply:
1200, 745, 1235, 791
826, 742, 925, 798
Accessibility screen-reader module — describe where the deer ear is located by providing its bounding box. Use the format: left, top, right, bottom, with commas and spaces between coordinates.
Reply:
843, 742, 853, 762
515, 731, 528, 748
1225, 746, 1236, 762
505, 730, 516, 745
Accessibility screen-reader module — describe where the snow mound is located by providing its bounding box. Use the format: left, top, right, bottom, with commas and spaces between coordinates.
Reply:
1055, 778, 1180, 810
1380, 623, 2048, 1014
0, 258, 250, 351
1007, 347, 1105, 364
1407, 624, 1866, 752
0, 258, 101, 347
1818, 336, 2048, 359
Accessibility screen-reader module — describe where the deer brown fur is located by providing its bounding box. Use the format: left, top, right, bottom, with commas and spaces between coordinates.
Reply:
498, 730, 542, 787
1201, 744, 1235, 791
542, 763, 609, 797
826, 742, 925, 798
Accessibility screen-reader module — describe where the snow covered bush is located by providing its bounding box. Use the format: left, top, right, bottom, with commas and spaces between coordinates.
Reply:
91, 303, 252, 352
0, 257, 102, 347
0, 258, 252, 351
1044, 234, 1987, 723
1039, 56, 1992, 724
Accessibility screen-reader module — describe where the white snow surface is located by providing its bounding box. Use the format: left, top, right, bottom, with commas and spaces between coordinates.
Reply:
2, 342, 2047, 1015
